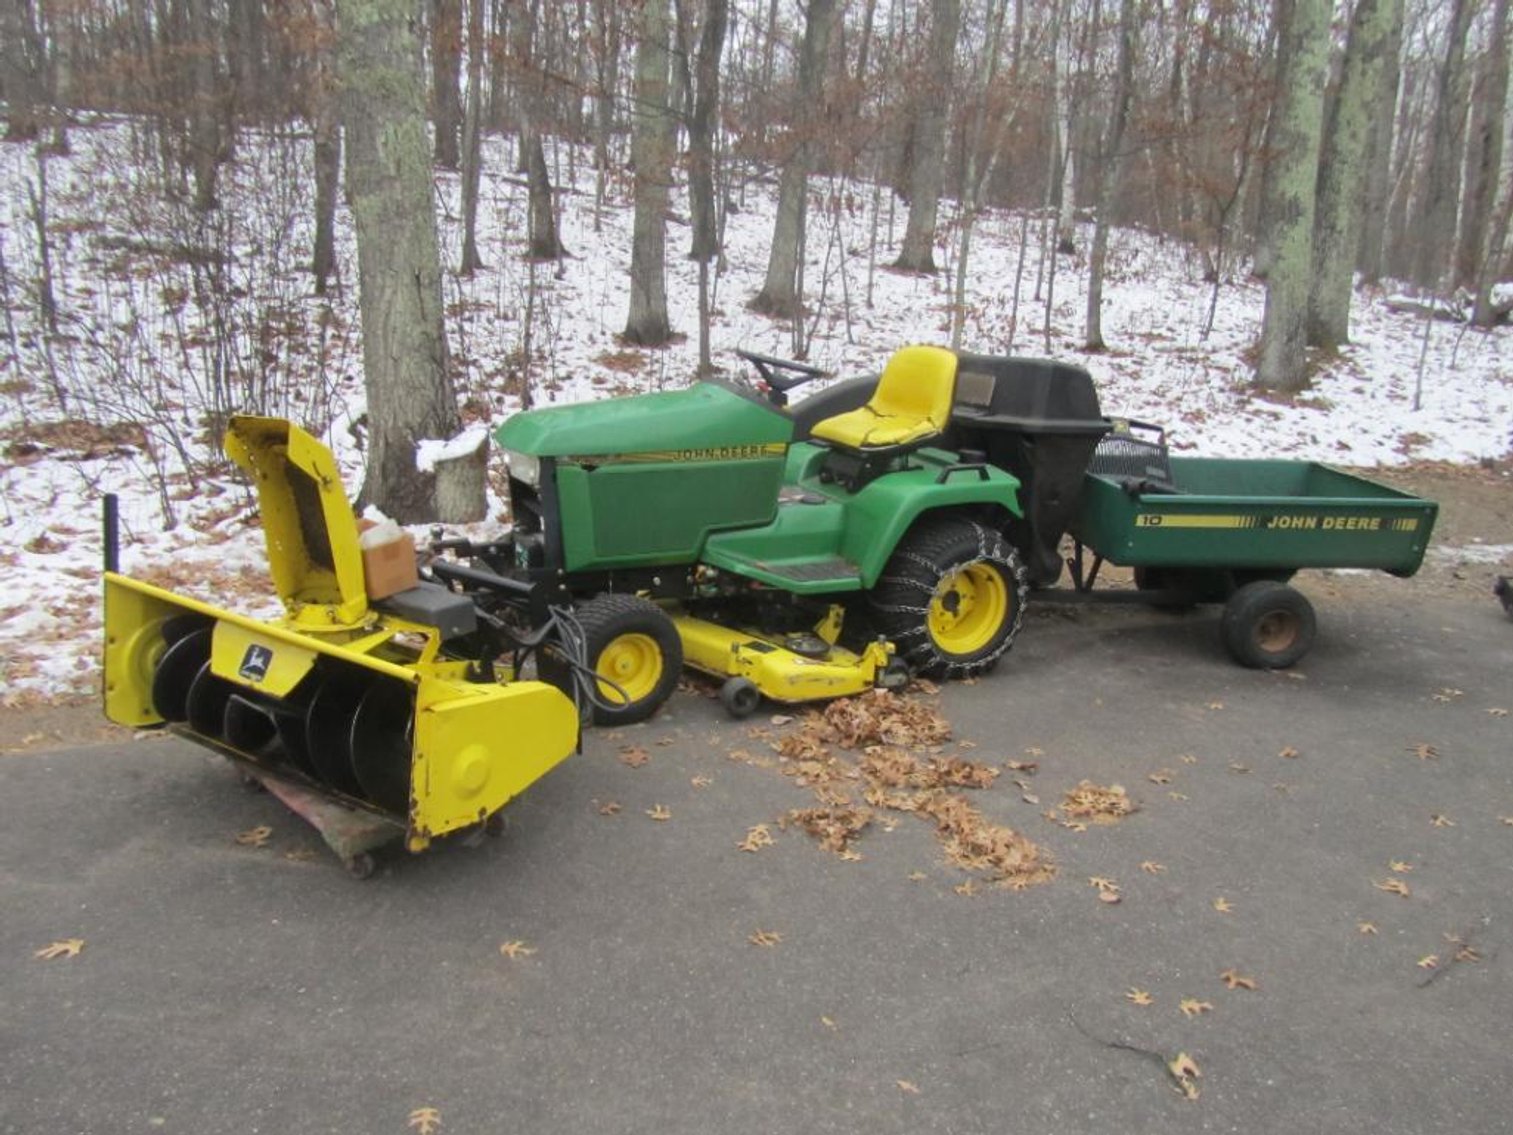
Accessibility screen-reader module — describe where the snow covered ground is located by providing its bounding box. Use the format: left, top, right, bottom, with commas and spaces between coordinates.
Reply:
1, 118, 1509, 702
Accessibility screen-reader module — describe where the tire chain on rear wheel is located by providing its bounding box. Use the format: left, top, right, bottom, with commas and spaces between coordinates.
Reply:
868, 519, 1028, 678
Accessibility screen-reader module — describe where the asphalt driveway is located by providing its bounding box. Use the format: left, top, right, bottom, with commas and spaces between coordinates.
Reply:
4, 590, 1511, 1134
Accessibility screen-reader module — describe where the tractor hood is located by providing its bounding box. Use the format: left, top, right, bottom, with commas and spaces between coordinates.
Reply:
495, 381, 793, 459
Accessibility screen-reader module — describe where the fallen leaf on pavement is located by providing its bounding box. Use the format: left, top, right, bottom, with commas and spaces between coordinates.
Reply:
1409, 743, 1439, 760
408, 1106, 442, 1135
1179, 998, 1214, 1018
1212, 897, 1233, 913
1140, 861, 1166, 874
738, 824, 774, 852
896, 1080, 920, 1095
499, 940, 536, 959
1088, 876, 1119, 893
691, 775, 712, 788
235, 825, 272, 847
619, 745, 650, 768
1390, 860, 1413, 873
1374, 879, 1410, 897
1279, 746, 1300, 759
1126, 988, 1154, 1006
1220, 968, 1257, 991
34, 938, 85, 960
1430, 814, 1455, 828
1417, 955, 1438, 970
646, 804, 671, 821
749, 929, 782, 947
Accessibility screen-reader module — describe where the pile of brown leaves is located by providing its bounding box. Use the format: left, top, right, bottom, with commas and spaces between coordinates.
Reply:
763, 699, 1051, 889
782, 805, 873, 853
818, 690, 952, 749
1059, 780, 1138, 824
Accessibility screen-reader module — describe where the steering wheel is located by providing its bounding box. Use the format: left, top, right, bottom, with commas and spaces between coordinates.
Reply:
734, 349, 829, 407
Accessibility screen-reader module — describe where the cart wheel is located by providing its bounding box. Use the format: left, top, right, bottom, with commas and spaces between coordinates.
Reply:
577, 593, 684, 727
1221, 582, 1316, 669
719, 677, 762, 719
345, 852, 376, 881
868, 518, 1028, 679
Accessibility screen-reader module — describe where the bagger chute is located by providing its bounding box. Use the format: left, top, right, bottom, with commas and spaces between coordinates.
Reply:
103, 416, 580, 866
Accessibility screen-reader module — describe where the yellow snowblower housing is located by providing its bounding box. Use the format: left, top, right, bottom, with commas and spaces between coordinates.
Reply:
102, 417, 578, 854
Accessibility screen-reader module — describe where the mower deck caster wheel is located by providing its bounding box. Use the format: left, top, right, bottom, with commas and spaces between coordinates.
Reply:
720, 677, 762, 719
345, 852, 376, 881
483, 812, 506, 838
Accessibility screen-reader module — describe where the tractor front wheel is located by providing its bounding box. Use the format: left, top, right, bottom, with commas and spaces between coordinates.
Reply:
868, 518, 1028, 679
577, 593, 683, 726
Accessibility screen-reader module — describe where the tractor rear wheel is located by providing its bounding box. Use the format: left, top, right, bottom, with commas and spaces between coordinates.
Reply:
868, 518, 1028, 679
576, 593, 683, 726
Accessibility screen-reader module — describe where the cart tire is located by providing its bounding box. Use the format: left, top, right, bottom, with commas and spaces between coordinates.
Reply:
1221, 582, 1316, 669
868, 517, 1028, 679
345, 852, 376, 881
577, 593, 683, 726
719, 677, 762, 718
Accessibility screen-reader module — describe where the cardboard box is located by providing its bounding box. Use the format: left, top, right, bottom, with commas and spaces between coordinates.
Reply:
358, 521, 419, 600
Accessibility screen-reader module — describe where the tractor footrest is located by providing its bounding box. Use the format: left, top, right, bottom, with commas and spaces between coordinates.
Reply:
758, 557, 861, 584
374, 581, 479, 640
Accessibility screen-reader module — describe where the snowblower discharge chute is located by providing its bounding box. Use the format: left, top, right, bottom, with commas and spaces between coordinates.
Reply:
102, 416, 578, 855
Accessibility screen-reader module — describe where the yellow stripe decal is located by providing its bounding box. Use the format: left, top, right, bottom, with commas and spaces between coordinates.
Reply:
565, 443, 787, 466
1134, 515, 1258, 529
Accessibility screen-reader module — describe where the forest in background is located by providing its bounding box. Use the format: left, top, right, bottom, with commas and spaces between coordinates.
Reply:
0, 0, 1509, 522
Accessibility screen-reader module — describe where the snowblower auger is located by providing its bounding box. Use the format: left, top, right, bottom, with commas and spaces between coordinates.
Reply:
102, 416, 579, 864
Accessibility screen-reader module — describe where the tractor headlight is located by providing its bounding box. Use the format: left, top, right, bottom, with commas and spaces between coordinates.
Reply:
504, 449, 541, 487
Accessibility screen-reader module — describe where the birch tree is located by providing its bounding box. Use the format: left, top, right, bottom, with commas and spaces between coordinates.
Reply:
1255, 0, 1330, 392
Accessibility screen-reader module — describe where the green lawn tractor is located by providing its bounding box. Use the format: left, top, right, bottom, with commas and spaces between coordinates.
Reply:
430, 346, 1111, 724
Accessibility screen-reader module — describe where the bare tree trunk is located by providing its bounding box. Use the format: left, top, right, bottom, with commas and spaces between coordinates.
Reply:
753, 0, 837, 318
895, 0, 962, 273
1411, 0, 1473, 289
1356, 0, 1403, 285
186, 0, 224, 211
2, 0, 46, 142
624, 0, 674, 344
680, 0, 728, 265
1456, 0, 1508, 291
430, 0, 463, 169
1084, 0, 1136, 352
1307, 0, 1400, 348
459, 0, 487, 274
311, 0, 341, 293
1256, 0, 1330, 393
524, 131, 562, 259
339, 0, 462, 522
1470, 0, 1511, 326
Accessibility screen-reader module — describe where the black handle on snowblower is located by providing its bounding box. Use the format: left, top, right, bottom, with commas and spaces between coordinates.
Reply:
103, 493, 119, 573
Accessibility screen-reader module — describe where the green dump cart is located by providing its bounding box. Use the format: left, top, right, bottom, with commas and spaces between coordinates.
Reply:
1057, 423, 1439, 668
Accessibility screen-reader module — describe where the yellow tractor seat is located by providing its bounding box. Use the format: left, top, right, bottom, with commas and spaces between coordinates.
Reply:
810, 345, 959, 452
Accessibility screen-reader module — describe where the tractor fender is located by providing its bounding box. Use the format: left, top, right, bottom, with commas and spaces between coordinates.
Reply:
839, 465, 1024, 588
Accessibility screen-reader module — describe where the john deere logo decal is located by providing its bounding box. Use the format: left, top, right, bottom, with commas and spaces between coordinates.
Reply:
238, 644, 273, 683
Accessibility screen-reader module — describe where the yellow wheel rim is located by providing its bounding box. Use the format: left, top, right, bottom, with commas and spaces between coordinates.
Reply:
596, 633, 663, 705
926, 562, 1009, 656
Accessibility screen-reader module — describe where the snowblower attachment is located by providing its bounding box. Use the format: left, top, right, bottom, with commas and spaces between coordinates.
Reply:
102, 417, 578, 854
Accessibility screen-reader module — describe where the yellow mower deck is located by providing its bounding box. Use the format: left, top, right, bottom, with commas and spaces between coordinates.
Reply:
102, 417, 578, 863
673, 605, 902, 715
